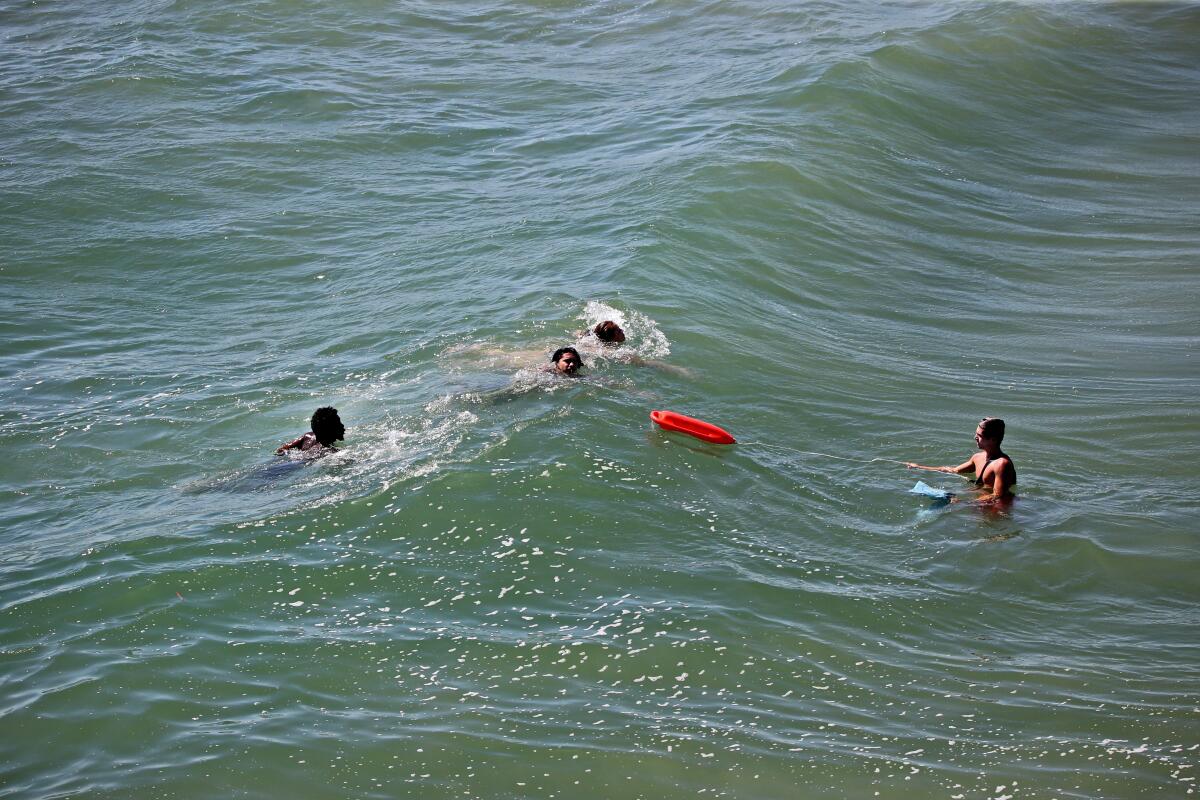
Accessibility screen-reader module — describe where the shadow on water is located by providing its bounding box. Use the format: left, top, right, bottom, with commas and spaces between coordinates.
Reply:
978, 528, 1023, 544
646, 429, 739, 458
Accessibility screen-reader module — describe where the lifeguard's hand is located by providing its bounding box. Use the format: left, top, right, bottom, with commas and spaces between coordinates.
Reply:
904, 462, 952, 474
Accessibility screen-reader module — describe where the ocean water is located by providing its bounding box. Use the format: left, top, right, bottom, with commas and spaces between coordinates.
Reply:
2, 1, 1198, 797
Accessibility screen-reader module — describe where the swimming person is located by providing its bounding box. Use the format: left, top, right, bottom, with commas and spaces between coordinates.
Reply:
578, 318, 693, 378
576, 320, 626, 344
549, 346, 583, 375
276, 406, 346, 454
905, 417, 1016, 503
591, 320, 626, 345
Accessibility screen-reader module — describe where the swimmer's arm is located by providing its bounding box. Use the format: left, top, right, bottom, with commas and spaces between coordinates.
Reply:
633, 357, 696, 379
275, 434, 310, 454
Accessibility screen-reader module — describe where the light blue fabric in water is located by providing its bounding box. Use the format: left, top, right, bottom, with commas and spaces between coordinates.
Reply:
910, 480, 952, 500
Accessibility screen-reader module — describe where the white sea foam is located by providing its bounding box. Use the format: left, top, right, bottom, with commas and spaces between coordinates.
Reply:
579, 300, 671, 362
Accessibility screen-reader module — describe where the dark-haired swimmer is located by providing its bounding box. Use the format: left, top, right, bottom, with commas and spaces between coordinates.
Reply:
277, 406, 345, 454
592, 320, 626, 344
548, 346, 583, 375
578, 320, 693, 378
576, 320, 626, 345
905, 417, 1016, 504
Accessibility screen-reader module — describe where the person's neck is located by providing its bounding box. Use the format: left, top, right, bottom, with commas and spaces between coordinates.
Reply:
981, 444, 1002, 459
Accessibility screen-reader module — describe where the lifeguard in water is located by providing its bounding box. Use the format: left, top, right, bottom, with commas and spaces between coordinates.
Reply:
904, 417, 1016, 505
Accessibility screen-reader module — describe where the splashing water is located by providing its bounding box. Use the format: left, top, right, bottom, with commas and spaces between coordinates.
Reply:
580, 300, 672, 362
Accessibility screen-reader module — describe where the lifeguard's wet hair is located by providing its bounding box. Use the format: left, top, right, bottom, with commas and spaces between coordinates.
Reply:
311, 406, 346, 446
593, 321, 625, 343
551, 347, 583, 368
979, 417, 1005, 444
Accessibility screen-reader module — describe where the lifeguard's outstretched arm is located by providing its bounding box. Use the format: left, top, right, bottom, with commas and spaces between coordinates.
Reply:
904, 457, 975, 476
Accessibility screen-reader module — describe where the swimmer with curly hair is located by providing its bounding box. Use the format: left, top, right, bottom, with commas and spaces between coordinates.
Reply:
276, 406, 346, 454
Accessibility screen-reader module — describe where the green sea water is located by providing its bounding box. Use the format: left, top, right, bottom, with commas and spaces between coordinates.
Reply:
2, 2, 1198, 798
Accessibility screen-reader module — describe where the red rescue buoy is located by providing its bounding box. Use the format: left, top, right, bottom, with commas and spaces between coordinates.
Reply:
650, 410, 736, 445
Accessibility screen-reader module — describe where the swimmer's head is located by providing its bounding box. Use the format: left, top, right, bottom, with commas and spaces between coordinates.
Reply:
551, 347, 583, 374
976, 417, 1004, 446
593, 320, 626, 345
311, 406, 346, 446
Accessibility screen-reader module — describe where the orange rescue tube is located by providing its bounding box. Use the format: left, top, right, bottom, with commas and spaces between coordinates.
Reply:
650, 410, 736, 445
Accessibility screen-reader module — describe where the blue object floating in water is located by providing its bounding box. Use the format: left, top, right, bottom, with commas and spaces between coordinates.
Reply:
910, 480, 953, 500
